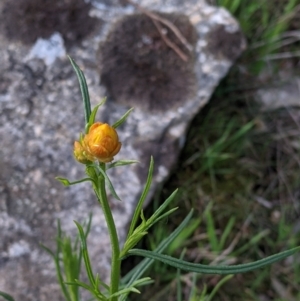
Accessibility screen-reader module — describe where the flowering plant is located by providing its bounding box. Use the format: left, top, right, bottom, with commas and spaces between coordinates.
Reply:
1, 57, 299, 301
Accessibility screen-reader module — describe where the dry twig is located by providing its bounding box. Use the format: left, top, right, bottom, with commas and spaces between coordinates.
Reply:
125, 0, 192, 61
152, 18, 189, 62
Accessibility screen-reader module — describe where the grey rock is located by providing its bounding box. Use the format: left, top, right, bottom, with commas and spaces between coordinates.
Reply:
257, 77, 300, 110
0, 1, 245, 300
25, 33, 66, 66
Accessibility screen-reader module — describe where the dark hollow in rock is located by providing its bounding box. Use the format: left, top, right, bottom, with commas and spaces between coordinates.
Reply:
1, 0, 100, 46
98, 12, 198, 112
206, 25, 244, 61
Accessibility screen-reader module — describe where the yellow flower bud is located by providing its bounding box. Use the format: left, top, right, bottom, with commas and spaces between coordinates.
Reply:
83, 122, 122, 163
73, 141, 92, 164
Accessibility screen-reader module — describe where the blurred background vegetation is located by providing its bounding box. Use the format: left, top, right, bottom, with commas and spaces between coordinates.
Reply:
123, 0, 300, 300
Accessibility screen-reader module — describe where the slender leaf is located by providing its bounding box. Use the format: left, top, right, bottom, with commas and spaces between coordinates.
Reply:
120, 210, 194, 296
74, 221, 96, 287
111, 278, 152, 299
0, 292, 15, 301
107, 160, 139, 170
128, 246, 300, 275
87, 98, 106, 131
94, 273, 109, 291
112, 108, 134, 129
40, 243, 72, 301
56, 177, 94, 187
96, 166, 121, 201
66, 280, 107, 301
110, 287, 140, 298
127, 157, 154, 238
61, 237, 80, 301
147, 189, 178, 225
176, 249, 186, 301
148, 207, 178, 226
68, 56, 91, 129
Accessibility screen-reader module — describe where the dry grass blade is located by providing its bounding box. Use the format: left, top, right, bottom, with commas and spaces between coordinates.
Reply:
126, 0, 192, 61
152, 18, 189, 62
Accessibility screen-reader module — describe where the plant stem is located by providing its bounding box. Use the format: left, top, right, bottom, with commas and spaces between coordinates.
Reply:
96, 163, 120, 301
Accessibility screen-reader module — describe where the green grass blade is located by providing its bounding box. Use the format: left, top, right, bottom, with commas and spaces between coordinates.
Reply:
128, 246, 300, 275
204, 204, 219, 252
176, 249, 186, 301
68, 56, 91, 130
206, 274, 233, 301
219, 216, 236, 251
0, 292, 15, 301
168, 218, 201, 254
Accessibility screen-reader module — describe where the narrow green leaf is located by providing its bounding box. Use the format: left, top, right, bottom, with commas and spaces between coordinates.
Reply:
40, 243, 72, 301
56, 177, 71, 186
56, 177, 94, 186
109, 287, 140, 298
65, 279, 107, 301
147, 189, 178, 225
94, 273, 109, 291
40, 243, 56, 258
127, 156, 154, 238
107, 160, 139, 170
148, 207, 178, 226
66, 279, 107, 301
74, 221, 96, 286
64, 281, 90, 289
112, 107, 134, 129
74, 214, 92, 284
120, 210, 194, 295
68, 56, 91, 129
128, 246, 300, 275
120, 231, 148, 258
61, 237, 80, 301
0, 292, 15, 301
110, 278, 152, 300
87, 98, 106, 131
56, 219, 63, 255
96, 166, 121, 201
129, 277, 153, 287
176, 249, 186, 301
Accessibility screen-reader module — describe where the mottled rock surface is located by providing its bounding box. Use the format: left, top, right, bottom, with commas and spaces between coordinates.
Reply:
0, 0, 245, 300
257, 76, 300, 110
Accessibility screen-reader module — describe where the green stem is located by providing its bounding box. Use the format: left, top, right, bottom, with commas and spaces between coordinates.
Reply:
95, 163, 120, 301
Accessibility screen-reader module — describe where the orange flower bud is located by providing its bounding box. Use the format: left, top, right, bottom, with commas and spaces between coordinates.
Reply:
83, 122, 122, 163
